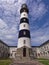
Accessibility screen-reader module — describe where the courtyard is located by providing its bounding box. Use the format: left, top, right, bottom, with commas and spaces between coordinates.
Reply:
0, 58, 49, 65
38, 58, 49, 65
0, 59, 12, 65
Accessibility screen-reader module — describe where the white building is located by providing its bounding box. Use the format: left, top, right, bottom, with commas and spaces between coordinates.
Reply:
0, 40, 9, 58
32, 40, 49, 59
9, 46, 17, 58
39, 40, 49, 59
0, 39, 49, 59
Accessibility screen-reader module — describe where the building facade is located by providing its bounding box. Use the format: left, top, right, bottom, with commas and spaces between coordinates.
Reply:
32, 40, 49, 59
39, 40, 49, 59
0, 40, 49, 59
9, 46, 17, 58
0, 40, 9, 58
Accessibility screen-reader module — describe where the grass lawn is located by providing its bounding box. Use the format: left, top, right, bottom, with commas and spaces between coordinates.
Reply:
0, 59, 12, 65
38, 58, 49, 65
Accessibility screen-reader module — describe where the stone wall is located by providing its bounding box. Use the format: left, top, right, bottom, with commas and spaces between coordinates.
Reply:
0, 41, 9, 58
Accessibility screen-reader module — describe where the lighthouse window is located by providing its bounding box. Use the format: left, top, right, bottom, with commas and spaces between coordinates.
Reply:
24, 19, 26, 21
24, 14, 25, 16
24, 31, 26, 35
23, 5, 26, 8
24, 40, 26, 44
24, 10, 26, 12
24, 24, 25, 27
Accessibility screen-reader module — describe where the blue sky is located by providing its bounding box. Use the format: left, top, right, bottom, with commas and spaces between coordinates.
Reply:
0, 0, 49, 46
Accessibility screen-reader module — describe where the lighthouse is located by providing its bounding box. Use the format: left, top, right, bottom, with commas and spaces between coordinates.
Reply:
16, 4, 32, 60
17, 4, 31, 48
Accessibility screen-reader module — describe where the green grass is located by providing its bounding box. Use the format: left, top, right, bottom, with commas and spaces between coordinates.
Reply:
0, 59, 12, 65
38, 58, 49, 65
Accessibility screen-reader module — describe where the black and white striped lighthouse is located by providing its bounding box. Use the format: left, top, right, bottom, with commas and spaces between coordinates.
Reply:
17, 4, 31, 48
16, 4, 32, 60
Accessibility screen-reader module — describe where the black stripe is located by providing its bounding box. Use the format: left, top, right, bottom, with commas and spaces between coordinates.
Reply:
18, 30, 30, 38
20, 8, 29, 14
20, 18, 29, 24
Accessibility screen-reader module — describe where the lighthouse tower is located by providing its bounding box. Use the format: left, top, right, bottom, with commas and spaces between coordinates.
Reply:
18, 4, 31, 48
16, 4, 32, 60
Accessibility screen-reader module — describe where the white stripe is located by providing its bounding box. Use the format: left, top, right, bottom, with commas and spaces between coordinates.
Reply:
19, 23, 29, 30
17, 37, 31, 48
20, 12, 28, 19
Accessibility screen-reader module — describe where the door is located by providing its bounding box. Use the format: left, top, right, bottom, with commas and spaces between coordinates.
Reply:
23, 48, 26, 57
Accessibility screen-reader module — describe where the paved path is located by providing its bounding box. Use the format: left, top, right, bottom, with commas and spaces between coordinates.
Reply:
9, 59, 44, 65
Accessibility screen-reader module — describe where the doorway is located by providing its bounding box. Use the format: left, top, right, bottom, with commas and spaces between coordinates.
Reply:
23, 48, 26, 57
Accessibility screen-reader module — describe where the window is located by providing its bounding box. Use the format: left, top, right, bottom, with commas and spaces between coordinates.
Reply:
24, 19, 26, 21
48, 51, 49, 53
23, 5, 26, 8
15, 53, 16, 56
10, 53, 12, 56
23, 31, 26, 35
24, 24, 25, 27
24, 10, 26, 12
24, 14, 25, 16
24, 40, 26, 44
47, 46, 48, 49
23, 48, 26, 57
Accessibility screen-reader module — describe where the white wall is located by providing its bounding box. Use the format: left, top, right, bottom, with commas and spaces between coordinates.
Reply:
18, 37, 31, 48
9, 47, 17, 58
20, 12, 28, 19
19, 23, 29, 30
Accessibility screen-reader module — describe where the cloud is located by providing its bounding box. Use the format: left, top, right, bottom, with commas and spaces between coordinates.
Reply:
5, 35, 14, 39
0, 0, 48, 46
0, 0, 26, 45
0, 19, 8, 29
37, 0, 42, 2
31, 19, 49, 46
0, 19, 18, 45
28, 0, 48, 21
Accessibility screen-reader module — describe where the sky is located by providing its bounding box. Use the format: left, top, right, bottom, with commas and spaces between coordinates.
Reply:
0, 0, 49, 46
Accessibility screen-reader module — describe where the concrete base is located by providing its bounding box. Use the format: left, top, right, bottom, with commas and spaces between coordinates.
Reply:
15, 46, 33, 61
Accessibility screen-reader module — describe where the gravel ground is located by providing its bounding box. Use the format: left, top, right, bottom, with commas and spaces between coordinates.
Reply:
10, 60, 44, 65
